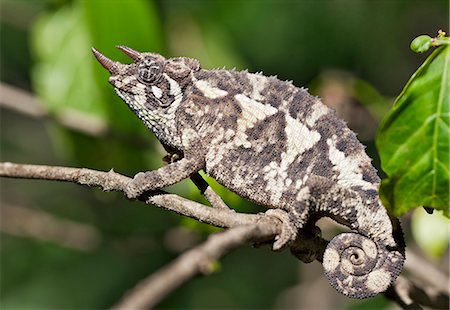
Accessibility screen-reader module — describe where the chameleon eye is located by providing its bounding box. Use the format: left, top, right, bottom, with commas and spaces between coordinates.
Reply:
138, 60, 162, 84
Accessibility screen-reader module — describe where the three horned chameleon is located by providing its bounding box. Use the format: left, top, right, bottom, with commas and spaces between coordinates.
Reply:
92, 46, 405, 299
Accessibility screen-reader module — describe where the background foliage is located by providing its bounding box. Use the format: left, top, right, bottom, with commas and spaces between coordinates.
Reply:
1, 0, 448, 309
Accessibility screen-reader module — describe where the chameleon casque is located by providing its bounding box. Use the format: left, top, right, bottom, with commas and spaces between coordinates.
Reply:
92, 46, 405, 299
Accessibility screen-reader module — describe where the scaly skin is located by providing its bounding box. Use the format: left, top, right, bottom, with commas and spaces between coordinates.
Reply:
92, 46, 405, 298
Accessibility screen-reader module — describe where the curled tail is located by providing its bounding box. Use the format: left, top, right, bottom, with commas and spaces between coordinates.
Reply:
323, 231, 404, 298
322, 206, 405, 298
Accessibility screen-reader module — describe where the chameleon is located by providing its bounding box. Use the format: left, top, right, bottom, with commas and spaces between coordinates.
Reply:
92, 46, 405, 299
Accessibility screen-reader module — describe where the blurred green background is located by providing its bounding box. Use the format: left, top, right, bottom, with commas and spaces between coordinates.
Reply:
1, 0, 448, 309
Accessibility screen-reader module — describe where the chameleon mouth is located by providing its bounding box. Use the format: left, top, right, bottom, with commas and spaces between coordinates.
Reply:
91, 45, 142, 74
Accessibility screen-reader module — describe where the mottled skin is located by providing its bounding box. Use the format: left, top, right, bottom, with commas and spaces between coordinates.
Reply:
92, 46, 405, 299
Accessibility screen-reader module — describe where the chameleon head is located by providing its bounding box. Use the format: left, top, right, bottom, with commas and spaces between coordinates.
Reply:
92, 46, 200, 148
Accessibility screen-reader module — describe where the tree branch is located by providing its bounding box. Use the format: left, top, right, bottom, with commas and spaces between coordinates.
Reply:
112, 223, 278, 309
0, 162, 270, 230
1, 161, 448, 309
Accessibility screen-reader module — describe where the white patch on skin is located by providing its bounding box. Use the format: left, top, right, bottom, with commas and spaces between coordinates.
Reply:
224, 129, 235, 140
295, 179, 303, 189
235, 94, 278, 123
132, 84, 146, 97
205, 128, 231, 169
326, 137, 376, 190
164, 73, 183, 109
306, 100, 329, 127
247, 73, 268, 101
362, 239, 377, 259
181, 128, 198, 146
262, 161, 286, 204
296, 186, 310, 201
366, 269, 391, 293
323, 248, 340, 271
123, 76, 136, 85
285, 178, 292, 187
285, 115, 321, 160
134, 94, 147, 107
151, 86, 162, 98
194, 80, 228, 99
261, 114, 320, 205
234, 94, 278, 148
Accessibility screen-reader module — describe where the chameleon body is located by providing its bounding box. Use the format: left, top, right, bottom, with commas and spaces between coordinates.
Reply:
93, 46, 404, 299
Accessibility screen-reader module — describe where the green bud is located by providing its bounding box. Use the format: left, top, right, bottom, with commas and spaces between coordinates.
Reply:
410, 35, 433, 53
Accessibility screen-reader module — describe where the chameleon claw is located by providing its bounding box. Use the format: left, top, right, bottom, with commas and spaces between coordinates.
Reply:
265, 209, 298, 251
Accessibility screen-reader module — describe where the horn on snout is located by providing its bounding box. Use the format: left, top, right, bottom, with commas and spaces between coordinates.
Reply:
92, 47, 121, 74
116, 45, 142, 61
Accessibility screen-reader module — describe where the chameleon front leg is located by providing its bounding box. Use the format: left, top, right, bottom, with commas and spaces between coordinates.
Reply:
161, 146, 229, 210
190, 173, 230, 210
126, 156, 205, 199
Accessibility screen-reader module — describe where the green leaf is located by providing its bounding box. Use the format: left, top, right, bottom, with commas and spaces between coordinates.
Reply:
377, 44, 450, 217
31, 3, 107, 120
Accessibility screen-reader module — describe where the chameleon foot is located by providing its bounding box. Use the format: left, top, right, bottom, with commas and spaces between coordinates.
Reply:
125, 172, 148, 199
265, 209, 298, 251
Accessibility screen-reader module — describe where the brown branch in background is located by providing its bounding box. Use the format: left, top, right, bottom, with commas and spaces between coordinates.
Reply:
1, 162, 448, 309
404, 249, 449, 293
385, 275, 449, 309
1, 203, 102, 251
0, 83, 108, 136
112, 223, 278, 309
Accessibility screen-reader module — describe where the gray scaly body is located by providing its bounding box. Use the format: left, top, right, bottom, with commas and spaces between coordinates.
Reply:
93, 46, 404, 299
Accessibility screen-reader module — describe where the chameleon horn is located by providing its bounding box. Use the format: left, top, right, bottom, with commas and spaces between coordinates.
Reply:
92, 47, 120, 74
322, 232, 404, 298
116, 45, 141, 60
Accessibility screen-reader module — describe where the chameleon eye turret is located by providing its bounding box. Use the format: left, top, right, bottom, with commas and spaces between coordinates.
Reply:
93, 46, 405, 299
137, 59, 163, 84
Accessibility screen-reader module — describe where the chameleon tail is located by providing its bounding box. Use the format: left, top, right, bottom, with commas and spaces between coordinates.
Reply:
322, 210, 405, 298
322, 232, 404, 298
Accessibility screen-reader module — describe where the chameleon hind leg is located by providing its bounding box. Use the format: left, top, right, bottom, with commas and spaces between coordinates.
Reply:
265, 199, 311, 251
